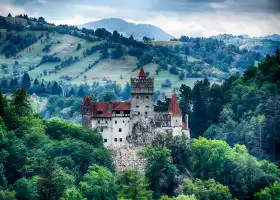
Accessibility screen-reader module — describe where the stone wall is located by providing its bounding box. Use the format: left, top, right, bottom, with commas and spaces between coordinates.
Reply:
108, 145, 146, 173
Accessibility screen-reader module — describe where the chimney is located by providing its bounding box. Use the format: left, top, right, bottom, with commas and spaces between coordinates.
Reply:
185, 114, 189, 129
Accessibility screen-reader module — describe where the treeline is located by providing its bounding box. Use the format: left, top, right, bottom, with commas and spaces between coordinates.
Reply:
156, 49, 280, 165
1, 89, 280, 200
0, 88, 115, 200
2, 33, 41, 58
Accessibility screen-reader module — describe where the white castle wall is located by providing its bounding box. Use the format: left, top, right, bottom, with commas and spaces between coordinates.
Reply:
92, 117, 130, 146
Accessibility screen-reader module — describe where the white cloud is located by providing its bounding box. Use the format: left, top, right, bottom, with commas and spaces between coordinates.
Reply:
50, 15, 98, 25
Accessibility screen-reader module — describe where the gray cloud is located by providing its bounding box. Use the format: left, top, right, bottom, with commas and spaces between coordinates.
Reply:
1, 0, 280, 37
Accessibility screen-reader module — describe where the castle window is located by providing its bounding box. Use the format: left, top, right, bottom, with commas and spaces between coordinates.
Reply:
119, 128, 122, 132
115, 120, 117, 124
114, 138, 117, 142
104, 139, 107, 143
119, 138, 123, 142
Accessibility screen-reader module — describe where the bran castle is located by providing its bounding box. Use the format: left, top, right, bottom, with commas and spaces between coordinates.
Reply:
82, 68, 190, 147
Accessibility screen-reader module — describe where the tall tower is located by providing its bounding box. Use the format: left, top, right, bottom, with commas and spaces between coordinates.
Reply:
82, 96, 93, 129
131, 68, 154, 119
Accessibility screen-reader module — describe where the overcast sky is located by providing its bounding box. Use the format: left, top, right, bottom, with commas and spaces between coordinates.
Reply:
0, 0, 280, 37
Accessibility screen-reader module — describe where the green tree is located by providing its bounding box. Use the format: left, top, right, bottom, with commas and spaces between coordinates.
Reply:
11, 88, 31, 116
76, 43, 81, 51
139, 146, 177, 198
0, 163, 7, 187
182, 178, 232, 200
21, 73, 31, 90
61, 188, 86, 200
80, 164, 116, 200
0, 90, 4, 118
15, 176, 39, 200
37, 161, 75, 200
117, 169, 152, 200
0, 190, 16, 200
255, 181, 280, 200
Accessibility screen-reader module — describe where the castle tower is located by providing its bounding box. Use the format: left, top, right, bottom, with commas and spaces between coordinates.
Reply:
168, 94, 182, 127
130, 68, 154, 119
82, 96, 93, 129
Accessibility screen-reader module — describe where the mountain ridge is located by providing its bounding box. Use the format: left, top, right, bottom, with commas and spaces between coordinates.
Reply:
78, 18, 174, 41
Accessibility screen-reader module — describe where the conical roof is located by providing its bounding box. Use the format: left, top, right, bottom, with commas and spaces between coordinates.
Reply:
138, 68, 146, 77
168, 94, 182, 117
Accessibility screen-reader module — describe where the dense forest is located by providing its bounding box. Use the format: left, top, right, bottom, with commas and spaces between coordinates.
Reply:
0, 50, 280, 199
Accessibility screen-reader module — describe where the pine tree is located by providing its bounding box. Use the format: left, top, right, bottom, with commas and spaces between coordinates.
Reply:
51, 81, 62, 95
78, 87, 85, 97
9, 78, 19, 91
0, 89, 4, 118
11, 88, 31, 116
68, 88, 76, 97
21, 73, 31, 90
33, 78, 40, 87
0, 163, 7, 187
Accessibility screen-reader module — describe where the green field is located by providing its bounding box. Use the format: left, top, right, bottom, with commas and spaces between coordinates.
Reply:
0, 30, 216, 97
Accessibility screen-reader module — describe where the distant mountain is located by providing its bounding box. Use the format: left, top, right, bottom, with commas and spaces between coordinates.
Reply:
259, 34, 280, 42
78, 18, 174, 41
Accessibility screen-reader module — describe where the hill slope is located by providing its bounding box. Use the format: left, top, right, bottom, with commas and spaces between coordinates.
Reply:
78, 18, 174, 41
1, 15, 278, 97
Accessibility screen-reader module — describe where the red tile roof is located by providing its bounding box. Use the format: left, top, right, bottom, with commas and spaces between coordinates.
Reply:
138, 68, 146, 77
114, 101, 131, 111
92, 101, 131, 118
168, 94, 182, 117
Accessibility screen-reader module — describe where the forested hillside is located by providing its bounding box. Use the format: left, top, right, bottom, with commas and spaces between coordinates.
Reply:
0, 14, 268, 97
0, 47, 280, 200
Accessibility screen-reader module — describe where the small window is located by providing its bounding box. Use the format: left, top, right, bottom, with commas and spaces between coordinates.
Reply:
105, 121, 107, 123
115, 120, 117, 124
119, 128, 122, 132
97, 110, 103, 114
145, 112, 148, 115
104, 139, 107, 143
119, 138, 122, 142
138, 112, 140, 115
176, 120, 178, 122
100, 128, 103, 132
146, 96, 149, 99
137, 96, 139, 99
98, 121, 100, 124
136, 105, 139, 108
114, 138, 117, 142
123, 120, 125, 123
145, 105, 149, 108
